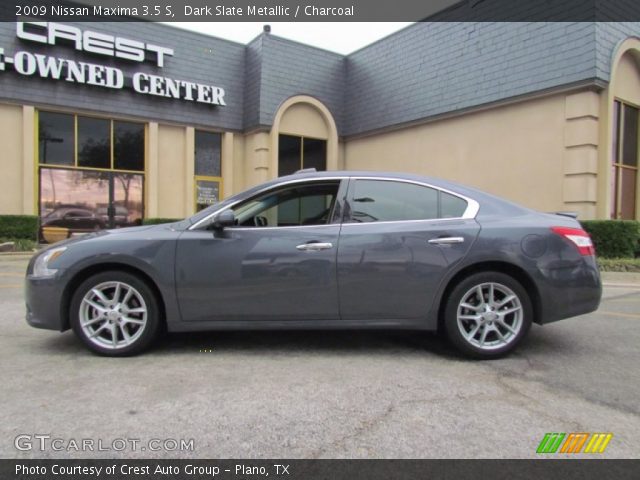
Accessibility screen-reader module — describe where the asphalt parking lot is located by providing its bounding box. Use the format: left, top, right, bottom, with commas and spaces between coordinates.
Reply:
1, 254, 639, 459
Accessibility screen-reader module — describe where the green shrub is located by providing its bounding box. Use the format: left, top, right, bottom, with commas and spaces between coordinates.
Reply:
142, 218, 182, 225
581, 220, 640, 258
598, 257, 640, 272
0, 215, 38, 240
0, 237, 38, 252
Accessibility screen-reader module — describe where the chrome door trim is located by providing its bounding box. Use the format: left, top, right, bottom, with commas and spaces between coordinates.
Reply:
296, 242, 334, 251
428, 237, 465, 245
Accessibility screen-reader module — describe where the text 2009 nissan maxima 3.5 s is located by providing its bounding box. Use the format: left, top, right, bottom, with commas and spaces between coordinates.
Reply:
25, 171, 602, 358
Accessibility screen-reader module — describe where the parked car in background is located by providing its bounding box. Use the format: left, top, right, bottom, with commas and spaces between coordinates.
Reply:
25, 171, 601, 358
96, 206, 130, 227
39, 206, 106, 244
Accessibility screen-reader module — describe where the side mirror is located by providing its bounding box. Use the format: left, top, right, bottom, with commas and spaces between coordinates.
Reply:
211, 210, 235, 229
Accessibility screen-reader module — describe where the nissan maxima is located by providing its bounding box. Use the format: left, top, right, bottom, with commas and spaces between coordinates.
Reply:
25, 171, 602, 358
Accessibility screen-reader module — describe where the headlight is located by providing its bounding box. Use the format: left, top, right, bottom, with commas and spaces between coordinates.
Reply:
32, 247, 67, 278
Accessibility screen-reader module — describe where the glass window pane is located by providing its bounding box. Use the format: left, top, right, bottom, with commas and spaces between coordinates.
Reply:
303, 138, 327, 171
113, 173, 144, 227
350, 180, 439, 223
114, 121, 144, 171
611, 166, 619, 219
233, 183, 338, 227
612, 101, 621, 165
78, 116, 110, 169
440, 192, 468, 218
38, 111, 74, 165
39, 168, 109, 243
622, 104, 638, 167
620, 168, 637, 220
195, 179, 220, 212
278, 135, 302, 176
195, 131, 221, 177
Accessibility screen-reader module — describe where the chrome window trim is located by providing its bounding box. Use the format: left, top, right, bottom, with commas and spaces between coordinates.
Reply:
188, 175, 479, 231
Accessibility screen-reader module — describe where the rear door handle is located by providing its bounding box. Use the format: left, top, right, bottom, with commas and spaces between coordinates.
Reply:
296, 242, 333, 252
428, 236, 465, 245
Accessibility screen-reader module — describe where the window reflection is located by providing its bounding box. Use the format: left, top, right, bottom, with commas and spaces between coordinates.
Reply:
114, 121, 145, 171
78, 116, 110, 169
38, 112, 74, 166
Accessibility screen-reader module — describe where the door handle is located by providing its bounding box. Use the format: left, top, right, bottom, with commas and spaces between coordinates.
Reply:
296, 242, 333, 252
428, 236, 464, 245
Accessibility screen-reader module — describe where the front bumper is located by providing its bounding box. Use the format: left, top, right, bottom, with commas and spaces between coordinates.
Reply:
25, 273, 67, 331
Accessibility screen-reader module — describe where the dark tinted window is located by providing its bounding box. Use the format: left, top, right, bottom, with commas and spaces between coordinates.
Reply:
78, 116, 110, 169
349, 180, 468, 222
195, 131, 221, 177
303, 138, 327, 171
114, 121, 144, 171
38, 111, 74, 165
278, 135, 301, 176
441, 191, 468, 218
622, 104, 638, 167
350, 180, 439, 222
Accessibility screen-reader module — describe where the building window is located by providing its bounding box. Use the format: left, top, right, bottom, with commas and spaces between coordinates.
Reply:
37, 110, 145, 243
278, 134, 327, 176
612, 100, 639, 220
194, 130, 222, 212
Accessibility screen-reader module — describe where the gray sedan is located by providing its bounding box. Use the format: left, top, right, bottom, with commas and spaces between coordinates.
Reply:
25, 171, 602, 358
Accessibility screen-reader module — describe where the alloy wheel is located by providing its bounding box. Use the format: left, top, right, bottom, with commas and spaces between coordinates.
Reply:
456, 282, 523, 351
78, 281, 148, 350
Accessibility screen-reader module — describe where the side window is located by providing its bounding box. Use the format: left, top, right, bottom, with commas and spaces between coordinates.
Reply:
348, 180, 468, 222
231, 182, 339, 227
440, 191, 468, 218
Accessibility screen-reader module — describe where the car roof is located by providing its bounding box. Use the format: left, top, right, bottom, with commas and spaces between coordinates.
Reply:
277, 170, 532, 217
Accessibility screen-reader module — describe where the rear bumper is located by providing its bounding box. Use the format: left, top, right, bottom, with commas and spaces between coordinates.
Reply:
537, 258, 602, 324
25, 273, 67, 331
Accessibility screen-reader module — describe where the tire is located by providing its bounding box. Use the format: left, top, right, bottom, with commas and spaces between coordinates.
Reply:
443, 271, 532, 359
70, 271, 161, 356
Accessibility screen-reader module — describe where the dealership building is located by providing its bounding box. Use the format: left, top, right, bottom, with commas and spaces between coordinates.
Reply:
1, 20, 640, 238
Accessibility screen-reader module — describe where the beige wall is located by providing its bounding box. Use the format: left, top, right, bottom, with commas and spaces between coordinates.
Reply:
156, 125, 187, 219
344, 92, 602, 217
0, 103, 24, 215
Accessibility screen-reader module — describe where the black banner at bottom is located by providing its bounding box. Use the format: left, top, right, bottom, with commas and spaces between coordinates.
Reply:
3, 459, 640, 480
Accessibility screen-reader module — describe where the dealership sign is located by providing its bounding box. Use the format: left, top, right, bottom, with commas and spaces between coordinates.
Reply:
0, 22, 227, 106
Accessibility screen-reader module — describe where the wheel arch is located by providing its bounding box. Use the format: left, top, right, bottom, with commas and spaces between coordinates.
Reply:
436, 261, 542, 330
61, 263, 167, 331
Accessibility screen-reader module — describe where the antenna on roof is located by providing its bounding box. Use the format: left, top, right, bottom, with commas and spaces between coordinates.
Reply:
263, 25, 271, 33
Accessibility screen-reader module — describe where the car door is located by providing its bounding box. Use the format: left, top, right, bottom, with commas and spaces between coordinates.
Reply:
175, 179, 347, 322
337, 178, 480, 321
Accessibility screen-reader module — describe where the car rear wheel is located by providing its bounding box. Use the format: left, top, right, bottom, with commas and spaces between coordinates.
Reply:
443, 272, 532, 359
70, 271, 160, 356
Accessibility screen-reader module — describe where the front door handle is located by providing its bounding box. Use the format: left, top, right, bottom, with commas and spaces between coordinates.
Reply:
296, 242, 333, 252
428, 236, 465, 245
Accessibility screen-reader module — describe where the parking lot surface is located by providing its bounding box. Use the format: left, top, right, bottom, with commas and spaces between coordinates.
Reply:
1, 254, 639, 458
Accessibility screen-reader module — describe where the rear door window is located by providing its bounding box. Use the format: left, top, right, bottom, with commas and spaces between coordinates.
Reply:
348, 180, 467, 222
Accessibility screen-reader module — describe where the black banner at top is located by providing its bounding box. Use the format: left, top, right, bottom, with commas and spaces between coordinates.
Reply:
3, 0, 640, 22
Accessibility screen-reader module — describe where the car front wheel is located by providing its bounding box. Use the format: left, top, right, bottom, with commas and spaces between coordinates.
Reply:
70, 271, 160, 356
444, 272, 532, 359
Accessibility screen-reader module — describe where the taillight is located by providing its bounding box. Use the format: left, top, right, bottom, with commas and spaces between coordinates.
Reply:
551, 226, 595, 256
